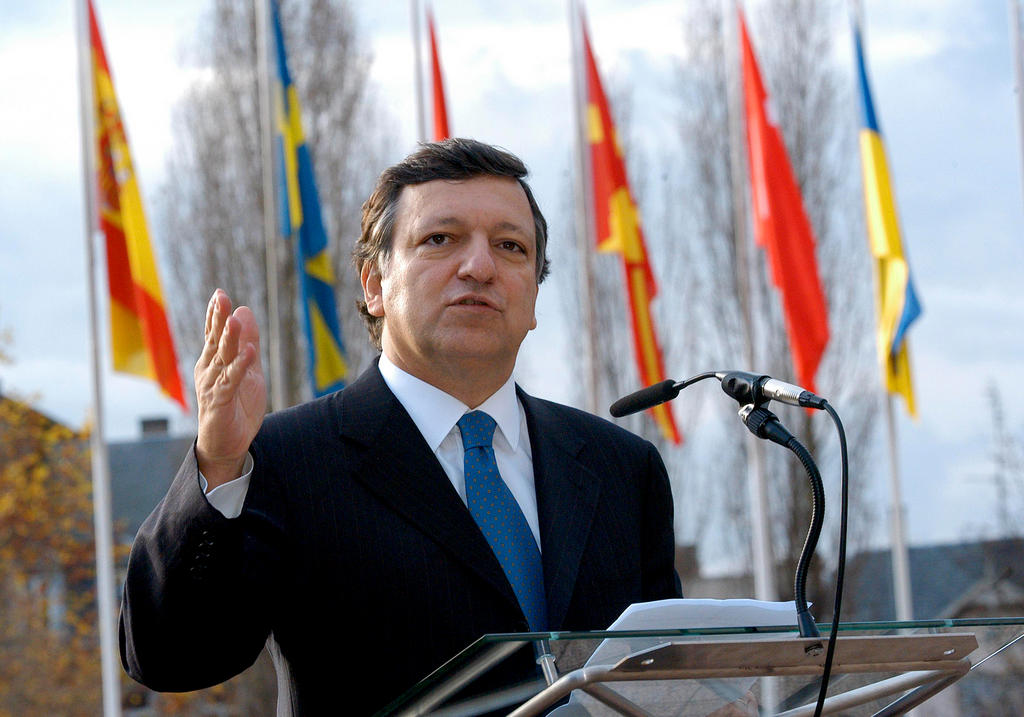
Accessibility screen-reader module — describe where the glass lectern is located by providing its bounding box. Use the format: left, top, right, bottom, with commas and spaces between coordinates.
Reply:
383, 617, 1024, 716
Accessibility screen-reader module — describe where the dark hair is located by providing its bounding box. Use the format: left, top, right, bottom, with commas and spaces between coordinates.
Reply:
354, 138, 550, 349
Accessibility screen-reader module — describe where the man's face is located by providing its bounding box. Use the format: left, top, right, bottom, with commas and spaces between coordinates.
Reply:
361, 175, 539, 384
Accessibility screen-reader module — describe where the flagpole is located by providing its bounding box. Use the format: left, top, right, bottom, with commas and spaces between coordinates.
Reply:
569, 0, 601, 416
885, 393, 914, 619
725, 0, 777, 602
853, 0, 915, 621
411, 0, 426, 142
257, 0, 285, 412
1010, 0, 1024, 212
75, 0, 122, 713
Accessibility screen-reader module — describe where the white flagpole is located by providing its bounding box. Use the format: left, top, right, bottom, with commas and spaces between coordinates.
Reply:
727, 13, 781, 710
885, 394, 914, 619
411, 0, 426, 142
1010, 0, 1024, 212
258, 0, 285, 412
724, 0, 777, 603
568, 0, 601, 417
75, 0, 122, 713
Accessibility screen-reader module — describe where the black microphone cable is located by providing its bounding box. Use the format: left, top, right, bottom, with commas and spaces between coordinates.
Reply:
740, 396, 849, 717
810, 399, 848, 717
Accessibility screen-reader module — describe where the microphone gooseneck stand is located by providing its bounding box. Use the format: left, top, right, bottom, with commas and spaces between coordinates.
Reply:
738, 403, 824, 641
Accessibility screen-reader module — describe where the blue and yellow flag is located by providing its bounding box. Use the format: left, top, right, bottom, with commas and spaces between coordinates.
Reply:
272, 2, 347, 397
854, 23, 921, 417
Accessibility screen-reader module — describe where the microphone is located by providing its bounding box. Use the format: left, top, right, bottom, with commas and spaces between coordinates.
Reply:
609, 379, 681, 417
716, 370, 825, 410
607, 369, 826, 421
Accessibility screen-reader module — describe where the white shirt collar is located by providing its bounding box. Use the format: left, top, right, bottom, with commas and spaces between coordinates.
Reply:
377, 354, 522, 453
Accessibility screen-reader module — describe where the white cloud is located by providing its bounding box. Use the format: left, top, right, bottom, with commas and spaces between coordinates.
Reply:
860, 0, 991, 67
862, 29, 947, 66
0, 2, 204, 185
0, 25, 81, 175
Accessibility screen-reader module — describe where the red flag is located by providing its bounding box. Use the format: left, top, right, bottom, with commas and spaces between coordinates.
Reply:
89, 0, 187, 410
427, 8, 449, 141
581, 14, 681, 444
738, 10, 829, 393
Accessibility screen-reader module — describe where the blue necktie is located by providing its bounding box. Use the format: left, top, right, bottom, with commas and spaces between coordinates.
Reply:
458, 411, 548, 631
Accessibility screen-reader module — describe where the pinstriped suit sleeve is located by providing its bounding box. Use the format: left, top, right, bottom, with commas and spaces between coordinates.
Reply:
118, 445, 286, 692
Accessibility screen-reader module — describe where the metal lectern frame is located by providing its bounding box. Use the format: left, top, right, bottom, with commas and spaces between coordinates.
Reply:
387, 618, 1024, 716
508, 633, 977, 716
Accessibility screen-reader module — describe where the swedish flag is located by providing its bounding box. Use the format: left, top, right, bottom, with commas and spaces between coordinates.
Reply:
272, 1, 347, 396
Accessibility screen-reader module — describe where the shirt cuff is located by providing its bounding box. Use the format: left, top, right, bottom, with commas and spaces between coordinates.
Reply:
198, 453, 254, 519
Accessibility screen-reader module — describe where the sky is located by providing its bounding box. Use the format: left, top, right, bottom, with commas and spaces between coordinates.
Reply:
1, 0, 1023, 552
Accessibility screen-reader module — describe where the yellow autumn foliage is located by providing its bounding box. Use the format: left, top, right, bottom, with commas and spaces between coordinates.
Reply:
0, 393, 275, 714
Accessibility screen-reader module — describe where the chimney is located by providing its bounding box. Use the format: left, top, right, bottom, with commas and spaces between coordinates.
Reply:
674, 544, 700, 582
140, 417, 169, 437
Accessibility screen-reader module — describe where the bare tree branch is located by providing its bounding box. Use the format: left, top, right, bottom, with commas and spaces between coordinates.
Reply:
159, 0, 393, 407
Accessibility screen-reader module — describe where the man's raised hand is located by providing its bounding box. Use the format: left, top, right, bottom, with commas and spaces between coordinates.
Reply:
194, 289, 267, 489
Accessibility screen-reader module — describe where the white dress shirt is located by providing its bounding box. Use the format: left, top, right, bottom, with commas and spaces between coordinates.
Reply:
201, 355, 542, 549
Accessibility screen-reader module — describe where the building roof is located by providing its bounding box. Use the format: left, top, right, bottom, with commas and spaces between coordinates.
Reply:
108, 434, 193, 541
843, 537, 1024, 621
2, 390, 192, 547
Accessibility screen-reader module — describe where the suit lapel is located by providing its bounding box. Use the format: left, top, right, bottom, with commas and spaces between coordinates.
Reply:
337, 364, 520, 612
520, 390, 602, 630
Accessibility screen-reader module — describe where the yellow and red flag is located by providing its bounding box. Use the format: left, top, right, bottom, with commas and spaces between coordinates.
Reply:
88, 0, 186, 410
738, 10, 829, 395
427, 7, 450, 141
581, 16, 681, 444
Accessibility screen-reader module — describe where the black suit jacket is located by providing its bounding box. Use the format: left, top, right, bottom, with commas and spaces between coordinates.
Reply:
120, 363, 680, 715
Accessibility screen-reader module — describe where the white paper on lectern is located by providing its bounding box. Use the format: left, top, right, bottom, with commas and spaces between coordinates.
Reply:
550, 598, 803, 716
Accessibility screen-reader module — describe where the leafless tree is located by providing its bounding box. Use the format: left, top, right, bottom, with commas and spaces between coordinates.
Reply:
756, 0, 880, 611
552, 58, 714, 559
555, 0, 879, 605
666, 0, 880, 609
148, 0, 392, 705
984, 383, 1024, 538
159, 0, 392, 407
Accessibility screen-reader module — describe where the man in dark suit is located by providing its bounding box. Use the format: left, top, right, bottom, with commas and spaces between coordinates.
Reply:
119, 139, 680, 715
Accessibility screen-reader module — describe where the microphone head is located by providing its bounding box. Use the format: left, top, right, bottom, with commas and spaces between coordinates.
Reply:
610, 379, 680, 417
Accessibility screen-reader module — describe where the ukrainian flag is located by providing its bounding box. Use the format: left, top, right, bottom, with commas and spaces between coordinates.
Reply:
272, 1, 347, 397
854, 23, 921, 417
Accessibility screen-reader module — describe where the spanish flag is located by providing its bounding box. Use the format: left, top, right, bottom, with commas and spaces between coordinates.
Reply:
581, 15, 681, 444
854, 22, 921, 417
272, 1, 348, 397
88, 0, 186, 410
739, 10, 829, 395
427, 6, 450, 141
